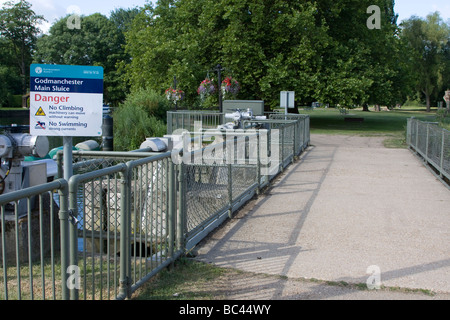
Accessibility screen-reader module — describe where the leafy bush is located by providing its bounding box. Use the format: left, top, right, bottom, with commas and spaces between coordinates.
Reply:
113, 88, 168, 151
122, 88, 171, 121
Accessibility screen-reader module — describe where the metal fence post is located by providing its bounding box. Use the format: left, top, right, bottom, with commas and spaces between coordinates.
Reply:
167, 112, 173, 134
440, 129, 445, 178
292, 120, 298, 159
425, 123, 430, 161
68, 177, 79, 300
168, 160, 175, 265
256, 132, 261, 195
280, 125, 285, 171
228, 162, 233, 218
415, 119, 419, 152
57, 180, 70, 300
177, 163, 186, 252
119, 168, 131, 299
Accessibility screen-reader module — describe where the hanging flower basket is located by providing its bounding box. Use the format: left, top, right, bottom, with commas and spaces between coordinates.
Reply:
221, 76, 240, 99
197, 78, 216, 100
165, 87, 184, 104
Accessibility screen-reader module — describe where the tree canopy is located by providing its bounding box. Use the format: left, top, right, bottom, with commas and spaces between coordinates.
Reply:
400, 13, 450, 111
33, 11, 138, 107
1, 0, 448, 111
0, 0, 45, 105
123, 0, 422, 109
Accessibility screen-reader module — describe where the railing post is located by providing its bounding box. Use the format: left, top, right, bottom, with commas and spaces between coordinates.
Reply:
68, 177, 79, 300
415, 119, 419, 151
119, 167, 131, 299
168, 159, 175, 264
177, 163, 186, 252
167, 112, 173, 134
256, 132, 261, 195
58, 180, 70, 300
425, 123, 430, 161
440, 129, 445, 178
228, 162, 233, 218
280, 125, 285, 171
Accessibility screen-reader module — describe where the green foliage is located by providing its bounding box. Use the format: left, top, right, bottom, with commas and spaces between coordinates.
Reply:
11, 95, 22, 108
124, 87, 172, 120
125, 0, 330, 109
0, 38, 22, 106
113, 88, 168, 151
0, 0, 45, 97
1, 0, 446, 114
124, 0, 412, 110
0, 65, 21, 107
400, 13, 450, 111
34, 10, 139, 107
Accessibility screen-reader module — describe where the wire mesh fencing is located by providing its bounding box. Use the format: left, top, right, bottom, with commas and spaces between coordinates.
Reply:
1, 112, 311, 300
407, 118, 450, 182
0, 180, 70, 300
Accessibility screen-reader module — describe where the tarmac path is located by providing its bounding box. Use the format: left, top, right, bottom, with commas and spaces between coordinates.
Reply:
195, 134, 450, 299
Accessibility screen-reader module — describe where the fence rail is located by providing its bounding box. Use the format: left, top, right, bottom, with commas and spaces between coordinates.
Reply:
407, 118, 450, 183
0, 179, 69, 300
1, 111, 310, 300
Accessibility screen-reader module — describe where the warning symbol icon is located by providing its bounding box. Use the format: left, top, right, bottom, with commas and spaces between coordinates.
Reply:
35, 107, 46, 116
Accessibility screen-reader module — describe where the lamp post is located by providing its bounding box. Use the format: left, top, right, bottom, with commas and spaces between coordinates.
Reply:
173, 76, 178, 111
213, 64, 225, 112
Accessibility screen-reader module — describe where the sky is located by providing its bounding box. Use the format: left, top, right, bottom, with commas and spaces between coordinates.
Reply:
0, 0, 449, 34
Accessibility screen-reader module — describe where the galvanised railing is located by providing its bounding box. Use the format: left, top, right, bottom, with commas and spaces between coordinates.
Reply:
0, 179, 70, 300
1, 112, 311, 300
407, 117, 450, 183
167, 110, 224, 134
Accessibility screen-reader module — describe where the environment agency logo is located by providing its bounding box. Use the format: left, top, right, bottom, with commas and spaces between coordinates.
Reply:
35, 66, 42, 74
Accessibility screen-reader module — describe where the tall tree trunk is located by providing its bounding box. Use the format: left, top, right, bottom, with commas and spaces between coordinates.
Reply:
425, 93, 431, 112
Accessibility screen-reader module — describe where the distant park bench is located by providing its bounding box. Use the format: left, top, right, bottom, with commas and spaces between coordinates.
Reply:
344, 117, 364, 123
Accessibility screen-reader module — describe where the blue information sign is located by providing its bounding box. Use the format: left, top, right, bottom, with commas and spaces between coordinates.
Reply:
30, 64, 104, 137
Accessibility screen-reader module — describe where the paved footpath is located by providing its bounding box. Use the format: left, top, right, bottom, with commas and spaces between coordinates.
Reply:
195, 134, 450, 300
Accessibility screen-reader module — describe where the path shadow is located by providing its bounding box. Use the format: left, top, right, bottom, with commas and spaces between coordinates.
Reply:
196, 144, 338, 280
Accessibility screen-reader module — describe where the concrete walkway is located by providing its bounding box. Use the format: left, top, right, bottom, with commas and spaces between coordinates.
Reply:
195, 134, 450, 299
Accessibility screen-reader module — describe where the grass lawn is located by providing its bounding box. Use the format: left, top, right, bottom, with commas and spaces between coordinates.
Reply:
131, 258, 227, 300
299, 106, 438, 148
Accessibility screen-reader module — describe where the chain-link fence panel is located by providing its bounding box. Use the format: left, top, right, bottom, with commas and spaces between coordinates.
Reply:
185, 163, 229, 236
167, 111, 224, 134
443, 129, 450, 178
427, 124, 443, 168
416, 121, 428, 155
407, 118, 450, 182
